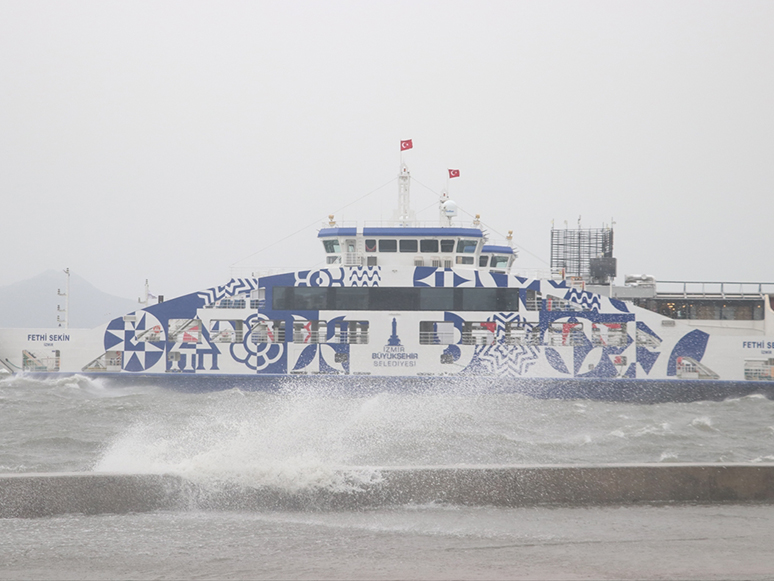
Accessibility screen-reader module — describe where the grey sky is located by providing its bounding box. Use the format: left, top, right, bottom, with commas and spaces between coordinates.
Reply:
1, 0, 772, 301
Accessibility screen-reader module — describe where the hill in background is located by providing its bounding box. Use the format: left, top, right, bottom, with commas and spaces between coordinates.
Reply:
0, 271, 141, 329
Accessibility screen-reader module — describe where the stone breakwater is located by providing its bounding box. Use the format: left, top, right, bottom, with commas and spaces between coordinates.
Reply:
2, 464, 774, 518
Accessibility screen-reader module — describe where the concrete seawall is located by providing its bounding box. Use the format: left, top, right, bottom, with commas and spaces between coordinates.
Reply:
2, 464, 774, 518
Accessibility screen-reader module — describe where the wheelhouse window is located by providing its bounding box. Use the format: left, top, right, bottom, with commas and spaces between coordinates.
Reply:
440, 240, 455, 253
293, 320, 326, 344
365, 239, 377, 252
323, 240, 340, 253
457, 239, 478, 253
420, 239, 439, 253
379, 239, 397, 252
419, 321, 455, 345
251, 319, 285, 343
491, 256, 510, 269
399, 239, 418, 253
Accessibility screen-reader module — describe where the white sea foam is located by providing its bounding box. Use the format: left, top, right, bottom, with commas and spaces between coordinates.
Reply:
689, 416, 716, 432
94, 392, 389, 491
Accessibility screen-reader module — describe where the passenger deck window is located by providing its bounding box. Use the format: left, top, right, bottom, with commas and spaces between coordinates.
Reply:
379, 239, 397, 252
491, 256, 509, 268
479, 256, 489, 267
333, 287, 370, 310
440, 240, 455, 253
420, 239, 439, 253
399, 240, 418, 253
294, 287, 328, 310
457, 239, 478, 253
456, 256, 474, 265
365, 239, 377, 252
323, 240, 340, 253
420, 288, 454, 310
272, 286, 520, 312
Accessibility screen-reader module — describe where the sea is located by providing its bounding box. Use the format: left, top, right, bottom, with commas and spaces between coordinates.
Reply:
2, 374, 774, 579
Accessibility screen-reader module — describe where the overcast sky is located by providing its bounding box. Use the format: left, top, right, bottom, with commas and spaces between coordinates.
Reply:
1, 0, 772, 300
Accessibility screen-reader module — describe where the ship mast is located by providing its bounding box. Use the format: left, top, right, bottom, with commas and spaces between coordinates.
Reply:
397, 163, 412, 226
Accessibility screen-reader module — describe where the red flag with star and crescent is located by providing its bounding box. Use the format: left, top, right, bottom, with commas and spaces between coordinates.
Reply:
448, 169, 460, 178
400, 139, 413, 151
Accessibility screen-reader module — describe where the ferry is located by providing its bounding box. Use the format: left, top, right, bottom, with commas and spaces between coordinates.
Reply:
1, 159, 773, 402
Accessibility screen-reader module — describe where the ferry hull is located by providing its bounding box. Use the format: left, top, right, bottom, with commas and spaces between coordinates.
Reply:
14, 371, 774, 404
3, 267, 773, 403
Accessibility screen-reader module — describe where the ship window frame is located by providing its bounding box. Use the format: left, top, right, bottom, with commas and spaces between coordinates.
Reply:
399, 239, 418, 253
420, 239, 439, 253
322, 239, 341, 254
440, 239, 455, 253
379, 239, 397, 253
365, 239, 377, 252
491, 255, 510, 269
457, 239, 478, 254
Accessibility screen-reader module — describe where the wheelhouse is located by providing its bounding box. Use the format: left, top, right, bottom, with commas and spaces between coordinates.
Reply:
318, 227, 490, 269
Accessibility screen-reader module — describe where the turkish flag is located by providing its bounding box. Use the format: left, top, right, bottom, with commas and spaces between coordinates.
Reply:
400, 139, 413, 151
448, 169, 460, 178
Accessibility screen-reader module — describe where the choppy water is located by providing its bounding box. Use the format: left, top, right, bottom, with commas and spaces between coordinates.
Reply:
2, 374, 773, 488
3, 374, 774, 580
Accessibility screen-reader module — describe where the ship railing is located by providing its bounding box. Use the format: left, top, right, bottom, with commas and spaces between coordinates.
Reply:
656, 281, 774, 299
360, 220, 485, 230
229, 266, 317, 279
343, 252, 362, 267
510, 268, 554, 281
